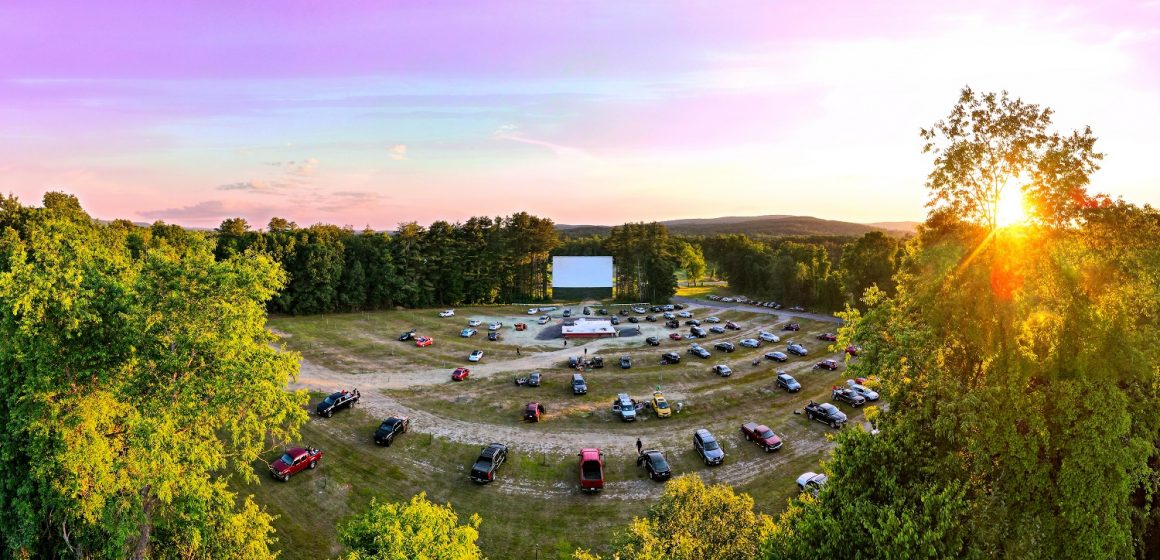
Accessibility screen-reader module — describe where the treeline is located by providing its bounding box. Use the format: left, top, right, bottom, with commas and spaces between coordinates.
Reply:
213, 213, 559, 313
554, 222, 683, 302
697, 230, 901, 310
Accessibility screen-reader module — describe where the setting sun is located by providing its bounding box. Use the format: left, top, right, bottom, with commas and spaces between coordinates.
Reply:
995, 184, 1029, 228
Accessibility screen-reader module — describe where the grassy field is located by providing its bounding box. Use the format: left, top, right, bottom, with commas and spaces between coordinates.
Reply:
248, 301, 857, 559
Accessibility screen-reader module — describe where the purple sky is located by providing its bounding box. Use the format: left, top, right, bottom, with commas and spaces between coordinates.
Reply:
2, 0, 1158, 229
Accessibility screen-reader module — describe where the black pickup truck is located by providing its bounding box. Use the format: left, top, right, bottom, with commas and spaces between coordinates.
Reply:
316, 389, 360, 418
470, 443, 508, 483
803, 401, 847, 429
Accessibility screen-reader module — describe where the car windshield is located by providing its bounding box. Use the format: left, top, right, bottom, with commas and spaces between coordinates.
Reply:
279, 453, 293, 465
656, 401, 669, 409
704, 440, 719, 451
650, 455, 669, 470
323, 394, 338, 405
759, 429, 775, 439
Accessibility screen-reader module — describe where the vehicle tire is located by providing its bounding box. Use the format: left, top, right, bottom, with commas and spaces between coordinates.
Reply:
384, 438, 391, 447
745, 433, 751, 441
325, 410, 333, 418
830, 421, 839, 429
309, 460, 317, 469
282, 473, 291, 482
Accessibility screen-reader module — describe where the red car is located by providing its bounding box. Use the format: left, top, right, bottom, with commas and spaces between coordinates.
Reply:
740, 422, 783, 452
515, 323, 528, 331
845, 345, 861, 357
818, 332, 838, 342
579, 448, 605, 492
524, 402, 545, 422
269, 447, 324, 481
415, 336, 434, 347
452, 367, 470, 381
815, 359, 840, 371
669, 333, 683, 341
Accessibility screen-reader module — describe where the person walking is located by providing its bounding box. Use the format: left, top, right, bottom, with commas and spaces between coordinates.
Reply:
584, 347, 588, 356
517, 346, 521, 356
636, 438, 642, 456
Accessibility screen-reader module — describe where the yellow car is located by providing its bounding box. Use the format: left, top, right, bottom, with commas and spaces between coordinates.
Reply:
651, 391, 672, 418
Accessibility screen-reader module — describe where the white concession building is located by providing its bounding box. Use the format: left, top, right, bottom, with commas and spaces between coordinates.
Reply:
561, 317, 618, 339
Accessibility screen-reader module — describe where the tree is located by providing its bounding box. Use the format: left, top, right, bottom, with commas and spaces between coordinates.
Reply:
840, 231, 898, 303
337, 494, 483, 560
576, 475, 775, 560
920, 86, 1103, 229
0, 194, 307, 558
677, 241, 706, 287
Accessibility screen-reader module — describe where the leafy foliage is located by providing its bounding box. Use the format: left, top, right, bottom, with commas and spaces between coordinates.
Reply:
576, 475, 775, 560
337, 494, 484, 560
0, 193, 307, 559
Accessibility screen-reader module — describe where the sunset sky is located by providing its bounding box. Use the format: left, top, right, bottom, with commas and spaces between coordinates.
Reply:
1, 1, 1157, 229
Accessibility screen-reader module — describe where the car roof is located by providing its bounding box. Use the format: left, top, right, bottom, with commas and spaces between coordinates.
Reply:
695, 428, 715, 440
820, 403, 838, 412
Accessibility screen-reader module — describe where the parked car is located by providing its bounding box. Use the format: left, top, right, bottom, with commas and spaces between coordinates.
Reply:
527, 308, 539, 315
796, 472, 828, 496
487, 331, 499, 341
583, 306, 591, 315
610, 315, 620, 325
589, 356, 604, 369
684, 319, 701, 326
398, 329, 416, 341
845, 345, 861, 357
628, 316, 639, 323
669, 332, 683, 341
709, 325, 726, 334
619, 355, 632, 369
469, 350, 484, 362
712, 364, 733, 377
689, 345, 711, 359
846, 379, 880, 401
524, 401, 545, 422
765, 351, 788, 362
663, 312, 675, 320
514, 322, 527, 331
739, 338, 760, 348
787, 343, 808, 356
637, 449, 672, 481
666, 319, 680, 328
488, 322, 503, 331
316, 389, 359, 418
568, 356, 582, 368
661, 352, 681, 364
705, 316, 721, 323
451, 367, 470, 381
270, 447, 323, 481
818, 332, 838, 342
677, 310, 693, 318
776, 372, 801, 392
645, 315, 657, 322
782, 322, 800, 331
693, 429, 725, 466
597, 308, 609, 315
612, 393, 637, 421
815, 359, 840, 370
804, 401, 847, 428
662, 304, 675, 311
714, 341, 735, 353
741, 422, 783, 452
725, 321, 741, 330
690, 326, 707, 338
578, 448, 605, 492
527, 372, 542, 387
572, 373, 588, 395
758, 331, 781, 343
373, 416, 411, 446
831, 387, 866, 407
460, 328, 478, 338
538, 315, 551, 325
467, 319, 482, 327
563, 308, 572, 317
470, 443, 508, 483
619, 309, 629, 316
415, 336, 434, 347
651, 391, 671, 418
646, 336, 661, 346
439, 309, 455, 317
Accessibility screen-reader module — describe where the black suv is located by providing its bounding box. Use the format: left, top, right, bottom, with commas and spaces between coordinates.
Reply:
316, 389, 359, 418
690, 326, 707, 338
689, 345, 711, 359
661, 352, 681, 364
646, 336, 660, 346
470, 443, 508, 483
637, 449, 672, 481
620, 356, 632, 369
714, 341, 735, 353
373, 416, 411, 446
398, 329, 416, 341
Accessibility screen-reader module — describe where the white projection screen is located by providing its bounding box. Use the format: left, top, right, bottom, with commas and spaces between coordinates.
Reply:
552, 256, 614, 299
553, 256, 613, 287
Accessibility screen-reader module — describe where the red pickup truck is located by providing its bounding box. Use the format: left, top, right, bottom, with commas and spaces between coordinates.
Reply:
578, 448, 604, 492
740, 422, 783, 452
269, 447, 324, 481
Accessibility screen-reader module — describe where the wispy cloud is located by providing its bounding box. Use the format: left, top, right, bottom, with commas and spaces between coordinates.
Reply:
493, 124, 599, 162
139, 200, 263, 221
388, 144, 408, 161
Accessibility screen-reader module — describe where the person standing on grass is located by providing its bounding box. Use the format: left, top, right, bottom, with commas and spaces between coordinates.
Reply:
636, 438, 642, 456
517, 346, 521, 356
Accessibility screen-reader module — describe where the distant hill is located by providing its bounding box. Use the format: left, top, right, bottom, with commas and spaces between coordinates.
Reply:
557, 215, 918, 238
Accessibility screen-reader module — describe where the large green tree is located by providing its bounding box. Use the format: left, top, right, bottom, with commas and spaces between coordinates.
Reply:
0, 194, 307, 559
337, 494, 483, 560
